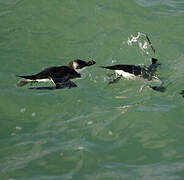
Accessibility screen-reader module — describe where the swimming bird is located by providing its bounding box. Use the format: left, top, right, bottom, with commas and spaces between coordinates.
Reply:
101, 58, 160, 82
17, 59, 96, 88
101, 58, 165, 92
100, 58, 166, 92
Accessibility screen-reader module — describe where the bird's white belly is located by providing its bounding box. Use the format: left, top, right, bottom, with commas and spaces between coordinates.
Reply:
115, 70, 135, 79
32, 78, 51, 83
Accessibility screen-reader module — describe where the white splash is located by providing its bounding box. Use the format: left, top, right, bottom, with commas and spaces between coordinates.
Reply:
112, 60, 117, 64
16, 126, 22, 130
32, 112, 36, 117
127, 32, 142, 45
138, 41, 149, 53
127, 32, 150, 54
20, 108, 26, 113
78, 146, 84, 150
87, 121, 93, 125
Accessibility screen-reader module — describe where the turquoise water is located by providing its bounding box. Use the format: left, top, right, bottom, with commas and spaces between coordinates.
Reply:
1, 0, 184, 179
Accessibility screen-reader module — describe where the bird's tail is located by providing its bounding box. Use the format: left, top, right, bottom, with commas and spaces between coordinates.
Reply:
17, 75, 36, 79
99, 65, 117, 70
100, 66, 109, 69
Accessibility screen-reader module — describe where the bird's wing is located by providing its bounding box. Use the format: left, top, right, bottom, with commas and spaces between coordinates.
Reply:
17, 66, 58, 80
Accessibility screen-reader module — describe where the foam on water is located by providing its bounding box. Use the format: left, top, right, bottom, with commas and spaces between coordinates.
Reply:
127, 32, 153, 55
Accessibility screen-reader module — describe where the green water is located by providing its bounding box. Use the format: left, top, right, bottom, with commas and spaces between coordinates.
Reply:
1, 0, 184, 179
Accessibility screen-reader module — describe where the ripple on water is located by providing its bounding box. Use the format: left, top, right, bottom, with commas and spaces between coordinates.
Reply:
0, 0, 23, 5
134, 0, 184, 15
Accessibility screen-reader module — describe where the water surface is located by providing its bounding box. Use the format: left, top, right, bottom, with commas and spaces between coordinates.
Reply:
1, 0, 184, 179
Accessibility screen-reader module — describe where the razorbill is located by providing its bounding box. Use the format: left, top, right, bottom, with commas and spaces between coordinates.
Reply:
101, 58, 159, 81
100, 58, 166, 92
17, 59, 96, 88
